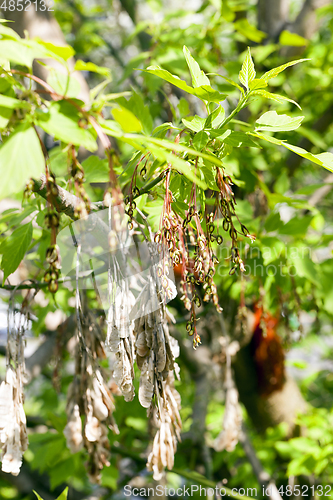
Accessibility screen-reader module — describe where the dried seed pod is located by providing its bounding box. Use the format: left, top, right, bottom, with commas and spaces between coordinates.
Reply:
241, 224, 249, 236
212, 254, 219, 264
194, 296, 201, 307
164, 216, 171, 230
229, 266, 237, 276
165, 229, 172, 241
207, 267, 215, 277
140, 166, 147, 177
223, 220, 229, 232
46, 245, 59, 264
229, 227, 237, 240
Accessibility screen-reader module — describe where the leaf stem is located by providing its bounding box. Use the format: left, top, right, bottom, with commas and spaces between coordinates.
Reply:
220, 94, 247, 130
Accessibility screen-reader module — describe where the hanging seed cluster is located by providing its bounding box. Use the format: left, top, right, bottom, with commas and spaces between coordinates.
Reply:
124, 159, 255, 347
216, 169, 255, 275
43, 173, 61, 293
106, 252, 182, 478
0, 310, 28, 476
146, 371, 182, 480
64, 317, 118, 483
69, 147, 91, 219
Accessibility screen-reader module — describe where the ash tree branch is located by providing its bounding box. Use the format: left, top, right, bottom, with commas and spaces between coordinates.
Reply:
32, 175, 89, 220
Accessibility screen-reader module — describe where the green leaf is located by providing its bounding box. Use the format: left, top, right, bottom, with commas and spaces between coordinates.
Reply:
0, 39, 49, 67
82, 156, 109, 183
101, 464, 119, 489
116, 92, 153, 134
144, 66, 226, 102
148, 146, 207, 189
251, 132, 333, 173
239, 47, 256, 91
282, 145, 333, 173
33, 492, 44, 500
279, 216, 313, 237
193, 130, 209, 150
234, 18, 266, 43
36, 40, 75, 61
251, 89, 301, 109
183, 45, 210, 88
112, 106, 143, 133
47, 71, 81, 98
74, 60, 111, 77
207, 73, 244, 93
255, 111, 304, 132
152, 122, 177, 138
260, 58, 309, 82
56, 488, 69, 500
0, 222, 33, 282
287, 454, 318, 477
0, 94, 30, 109
205, 105, 225, 128
279, 30, 309, 47
182, 115, 206, 132
248, 79, 267, 91
223, 131, 260, 148
37, 100, 97, 152
234, 17, 267, 43
89, 78, 112, 101
0, 79, 15, 129
49, 457, 75, 490
0, 124, 45, 199
128, 134, 224, 168
0, 23, 20, 40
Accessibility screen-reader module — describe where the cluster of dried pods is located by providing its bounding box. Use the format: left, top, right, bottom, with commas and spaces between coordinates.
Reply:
0, 310, 28, 475
126, 160, 254, 348
105, 233, 182, 480
9, 144, 250, 482
64, 312, 119, 482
